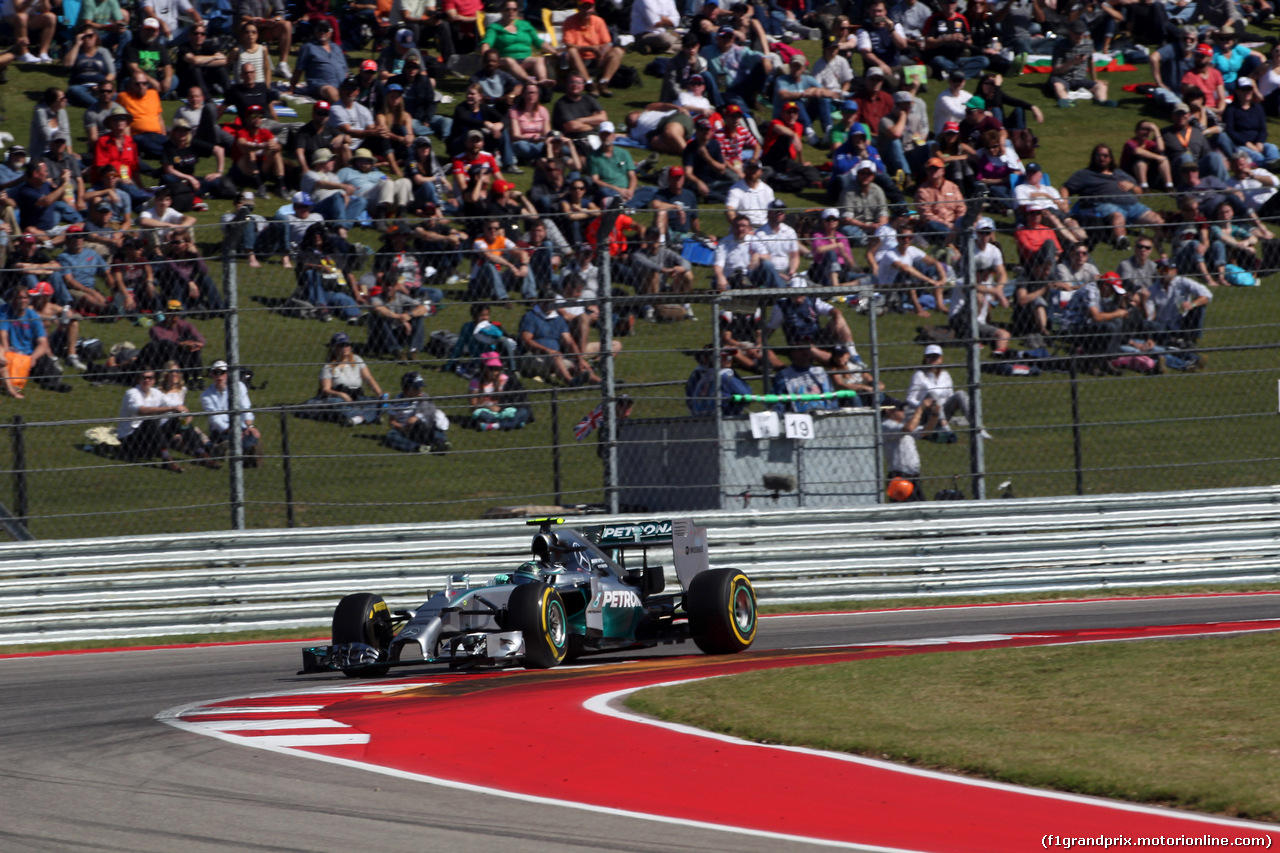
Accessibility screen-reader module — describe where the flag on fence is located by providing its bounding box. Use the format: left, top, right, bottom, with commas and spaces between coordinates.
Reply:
575, 404, 605, 441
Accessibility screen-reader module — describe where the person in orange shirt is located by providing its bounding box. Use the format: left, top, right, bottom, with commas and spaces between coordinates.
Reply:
560, 0, 624, 97
914, 155, 967, 246
117, 72, 169, 161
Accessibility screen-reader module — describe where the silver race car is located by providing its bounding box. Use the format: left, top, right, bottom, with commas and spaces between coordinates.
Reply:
300, 517, 757, 676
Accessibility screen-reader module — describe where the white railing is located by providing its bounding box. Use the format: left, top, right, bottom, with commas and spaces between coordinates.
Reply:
4, 486, 1280, 646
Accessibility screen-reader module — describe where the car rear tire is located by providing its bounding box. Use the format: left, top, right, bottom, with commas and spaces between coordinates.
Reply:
508, 583, 568, 669
332, 592, 393, 677
687, 569, 757, 655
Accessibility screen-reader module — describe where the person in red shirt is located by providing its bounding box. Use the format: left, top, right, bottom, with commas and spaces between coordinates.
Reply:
231, 105, 285, 196
584, 204, 641, 256
1014, 204, 1062, 267
93, 106, 152, 206
762, 101, 805, 169
560, 0, 624, 97
1181, 43, 1228, 112
451, 129, 503, 193
856, 67, 894, 134
441, 0, 482, 57
714, 104, 756, 171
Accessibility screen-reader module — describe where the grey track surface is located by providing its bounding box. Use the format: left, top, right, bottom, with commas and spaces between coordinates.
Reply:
1, 594, 1276, 853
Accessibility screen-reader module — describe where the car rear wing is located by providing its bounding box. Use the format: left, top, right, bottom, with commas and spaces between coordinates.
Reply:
583, 518, 711, 591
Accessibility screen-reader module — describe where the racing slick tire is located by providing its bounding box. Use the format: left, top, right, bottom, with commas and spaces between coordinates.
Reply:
332, 593, 394, 677
508, 583, 569, 669
687, 569, 757, 655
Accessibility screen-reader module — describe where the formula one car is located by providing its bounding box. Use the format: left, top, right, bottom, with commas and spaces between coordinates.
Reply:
300, 517, 757, 676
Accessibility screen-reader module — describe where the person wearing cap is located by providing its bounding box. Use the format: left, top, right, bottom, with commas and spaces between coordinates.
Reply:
82, 196, 128, 253
384, 371, 452, 449
811, 206, 865, 288
702, 25, 773, 113
1047, 18, 1114, 109
375, 83, 418, 176
914, 154, 966, 243
140, 298, 205, 375
881, 397, 940, 501
768, 336, 841, 415
518, 294, 601, 385
234, 0, 293, 78
277, 192, 325, 268
1161, 104, 1229, 185
870, 216, 948, 317
1061, 266, 1130, 362
138, 187, 197, 244
0, 147, 29, 193
215, 190, 266, 267
54, 225, 112, 314
1183, 42, 1228, 113
292, 100, 348, 173
722, 158, 773, 227
121, 19, 175, 97
1014, 162, 1087, 245
685, 343, 752, 416
315, 331, 385, 427
378, 27, 427, 82
201, 360, 260, 462
1062, 144, 1164, 251
630, 0, 680, 54
175, 21, 230, 101
837, 159, 889, 245
649, 166, 701, 240
1, 232, 60, 299
946, 217, 1011, 356
1141, 258, 1212, 366
142, 0, 201, 44
551, 73, 609, 140
1223, 78, 1280, 167
1211, 29, 1266, 92
230, 104, 286, 197
25, 279, 87, 371
293, 223, 364, 323
586, 121, 636, 202
290, 16, 347, 104
299, 148, 364, 225
772, 56, 839, 147
661, 32, 715, 105
38, 133, 86, 215
329, 76, 385, 158
906, 344, 989, 438
877, 88, 929, 183
449, 121, 504, 195
561, 0, 624, 97
674, 74, 716, 119
921, 0, 986, 80
368, 243, 433, 358
221, 62, 281, 127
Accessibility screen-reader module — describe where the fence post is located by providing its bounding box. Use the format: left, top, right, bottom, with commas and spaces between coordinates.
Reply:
279, 410, 296, 528
1069, 355, 1085, 496
11, 415, 26, 528
965, 227, 986, 500
223, 240, 245, 530
866, 289, 884, 504
600, 248, 618, 514
550, 388, 561, 506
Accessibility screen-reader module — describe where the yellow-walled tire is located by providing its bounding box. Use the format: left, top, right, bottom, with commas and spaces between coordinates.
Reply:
332, 593, 393, 677
508, 583, 569, 669
687, 569, 757, 654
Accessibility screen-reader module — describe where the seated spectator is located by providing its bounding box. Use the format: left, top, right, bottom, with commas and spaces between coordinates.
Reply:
586, 121, 636, 203
882, 397, 941, 501
877, 91, 930, 186
446, 302, 508, 374
176, 23, 231, 100
906, 343, 988, 436
158, 121, 220, 211
973, 72, 1044, 131
561, 0, 623, 97
828, 344, 888, 408
649, 166, 700, 242
933, 70, 972, 136
229, 105, 285, 196
299, 148, 365, 225
809, 208, 862, 288
229, 21, 274, 94
449, 88, 515, 170
1182, 42, 1227, 114
1117, 236, 1160, 298
1223, 79, 1278, 168
175, 87, 231, 175
154, 359, 218, 463
78, 0, 131, 57
107, 236, 161, 315
772, 55, 835, 144
869, 217, 948, 317
139, 187, 198, 242
1047, 19, 1115, 109
0, 146, 28, 192
521, 219, 564, 295
399, 57, 450, 141
41, 134, 87, 217
82, 197, 128, 254
1226, 149, 1280, 214
219, 191, 267, 268
158, 228, 223, 313
630, 227, 694, 321
471, 217, 537, 304
724, 159, 774, 226
221, 61, 280, 125
557, 178, 600, 246
970, 128, 1020, 212
682, 117, 737, 200
276, 191, 324, 268
14, 160, 83, 236
118, 73, 169, 161
760, 101, 822, 187
1121, 120, 1173, 191
715, 104, 757, 171
551, 74, 609, 140
838, 159, 889, 245
2, 234, 56, 297
1167, 195, 1223, 287
1210, 199, 1271, 270
1163, 102, 1229, 184
313, 331, 385, 426
1144, 256, 1212, 355
27, 280, 86, 371
1182, 86, 1230, 160
468, 351, 533, 431
770, 344, 839, 414
337, 148, 413, 223
921, 0, 987, 80
115, 368, 185, 471
200, 359, 261, 462
702, 27, 772, 111
409, 203, 465, 279
1062, 269, 1128, 365
64, 27, 118, 110
947, 216, 1010, 354
686, 344, 751, 416
294, 223, 363, 322
329, 77, 385, 161
1062, 144, 1163, 251
631, 0, 680, 54
293, 100, 348, 175
1257, 45, 1280, 117
141, 299, 206, 376
386, 371, 452, 450
289, 20, 346, 105
92, 106, 151, 204
754, 199, 800, 284
713, 214, 784, 290
914, 156, 966, 244
508, 83, 550, 164
1011, 243, 1067, 339
764, 292, 857, 368
369, 263, 430, 358
858, 1, 909, 79
518, 296, 599, 385
55, 225, 112, 314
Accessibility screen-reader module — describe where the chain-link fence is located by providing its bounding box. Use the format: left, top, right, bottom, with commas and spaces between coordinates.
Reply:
4, 196, 1280, 538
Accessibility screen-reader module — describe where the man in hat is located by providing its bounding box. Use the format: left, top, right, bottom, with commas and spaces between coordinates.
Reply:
1141, 256, 1211, 368
754, 198, 801, 283
293, 100, 349, 172
300, 148, 363, 224
774, 55, 837, 145
201, 360, 261, 462
724, 158, 774, 226
1062, 268, 1129, 360
278, 191, 324, 268
121, 18, 174, 95
235, 0, 294, 77
518, 294, 599, 384
1048, 18, 1115, 108
838, 159, 889, 245
378, 27, 426, 81
1013, 162, 1087, 245
770, 340, 840, 414
450, 128, 502, 193
562, 0, 624, 96
586, 121, 636, 202
0, 146, 29, 192
685, 343, 752, 416
144, 298, 206, 373
386, 371, 451, 452
630, 0, 680, 54
649, 165, 700, 240
337, 147, 413, 223
290, 18, 347, 104
83, 199, 127, 253
703, 26, 772, 112
1183, 40, 1227, 112
118, 72, 169, 160
230, 105, 285, 196
1162, 102, 1229, 183
1222, 78, 1279, 167
947, 216, 1011, 355
26, 278, 87, 372
219, 190, 267, 267
39, 133, 85, 215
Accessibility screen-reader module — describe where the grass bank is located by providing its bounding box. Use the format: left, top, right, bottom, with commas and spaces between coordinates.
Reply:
626, 631, 1280, 820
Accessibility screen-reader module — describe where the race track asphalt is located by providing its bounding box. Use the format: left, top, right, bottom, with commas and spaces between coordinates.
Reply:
2, 593, 1278, 853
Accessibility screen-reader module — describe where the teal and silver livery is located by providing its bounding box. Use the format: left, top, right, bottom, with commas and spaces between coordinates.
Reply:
300, 517, 758, 675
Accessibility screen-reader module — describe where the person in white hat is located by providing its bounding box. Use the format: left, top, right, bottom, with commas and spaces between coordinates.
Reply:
585, 119, 635, 202
906, 344, 991, 439
836, 158, 889, 245
200, 361, 262, 464
947, 216, 1011, 356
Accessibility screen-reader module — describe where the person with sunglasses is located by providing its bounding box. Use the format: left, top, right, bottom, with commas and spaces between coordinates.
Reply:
117, 369, 186, 472
83, 83, 118, 147
176, 24, 230, 99
558, 179, 599, 246
65, 27, 118, 109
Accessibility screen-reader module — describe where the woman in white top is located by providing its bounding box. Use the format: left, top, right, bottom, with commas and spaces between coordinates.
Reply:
933, 71, 971, 135
117, 367, 185, 470
316, 332, 385, 426
230, 22, 272, 90
157, 359, 215, 462
905, 344, 991, 438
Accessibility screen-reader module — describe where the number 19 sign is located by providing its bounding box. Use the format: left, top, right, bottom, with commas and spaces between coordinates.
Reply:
783, 413, 814, 440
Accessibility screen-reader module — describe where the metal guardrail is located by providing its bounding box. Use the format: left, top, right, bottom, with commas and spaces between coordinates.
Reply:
3, 486, 1280, 646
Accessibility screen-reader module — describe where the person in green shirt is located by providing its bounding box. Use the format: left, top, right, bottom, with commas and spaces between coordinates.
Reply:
482, 0, 554, 87
79, 0, 130, 55
586, 120, 636, 202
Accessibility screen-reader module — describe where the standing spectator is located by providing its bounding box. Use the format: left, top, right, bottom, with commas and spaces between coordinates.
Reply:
1047, 19, 1115, 109
881, 398, 941, 500
201, 360, 260, 461
562, 0, 624, 97
386, 371, 452, 450
116, 368, 185, 471
289, 20, 346, 105
234, 0, 293, 77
